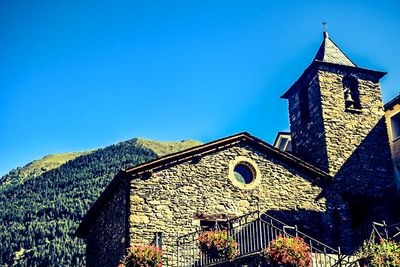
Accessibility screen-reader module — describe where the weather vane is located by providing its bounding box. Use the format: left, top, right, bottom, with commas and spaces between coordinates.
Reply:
322, 22, 328, 32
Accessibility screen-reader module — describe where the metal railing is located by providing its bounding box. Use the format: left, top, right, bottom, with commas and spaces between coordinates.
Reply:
341, 221, 400, 267
176, 211, 260, 267
368, 221, 400, 243
259, 213, 353, 267
176, 210, 354, 267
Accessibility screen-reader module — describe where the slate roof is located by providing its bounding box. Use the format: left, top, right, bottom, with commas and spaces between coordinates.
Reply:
281, 32, 386, 99
75, 132, 332, 237
314, 32, 357, 67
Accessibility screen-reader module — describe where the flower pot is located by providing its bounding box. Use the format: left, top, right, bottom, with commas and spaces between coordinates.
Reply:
208, 247, 221, 258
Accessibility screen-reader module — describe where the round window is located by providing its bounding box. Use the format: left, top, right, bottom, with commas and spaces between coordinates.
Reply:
233, 164, 254, 184
228, 156, 261, 190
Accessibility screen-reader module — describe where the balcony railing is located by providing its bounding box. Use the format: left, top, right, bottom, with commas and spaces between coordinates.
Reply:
176, 210, 355, 267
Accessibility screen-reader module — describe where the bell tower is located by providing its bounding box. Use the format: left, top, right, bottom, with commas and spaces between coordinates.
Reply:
281, 32, 394, 197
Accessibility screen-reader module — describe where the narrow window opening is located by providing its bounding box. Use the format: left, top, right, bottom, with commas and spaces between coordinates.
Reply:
276, 137, 292, 152
150, 232, 163, 250
278, 138, 288, 150
299, 88, 310, 124
285, 140, 292, 152
343, 76, 361, 110
331, 209, 341, 246
390, 112, 400, 140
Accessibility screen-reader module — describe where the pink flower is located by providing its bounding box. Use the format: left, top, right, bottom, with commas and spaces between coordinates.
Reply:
263, 236, 311, 267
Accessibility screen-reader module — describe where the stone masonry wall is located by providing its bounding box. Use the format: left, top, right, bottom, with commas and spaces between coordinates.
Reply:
288, 69, 330, 172
287, 66, 396, 247
128, 143, 332, 265
86, 183, 127, 267
317, 67, 394, 197
289, 66, 394, 197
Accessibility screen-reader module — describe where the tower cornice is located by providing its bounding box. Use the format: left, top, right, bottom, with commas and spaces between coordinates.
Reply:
281, 61, 386, 99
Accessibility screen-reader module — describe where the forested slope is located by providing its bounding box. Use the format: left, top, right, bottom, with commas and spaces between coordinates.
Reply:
0, 138, 201, 266
0, 152, 91, 189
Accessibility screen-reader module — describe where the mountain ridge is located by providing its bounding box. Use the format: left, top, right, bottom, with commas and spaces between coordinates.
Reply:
0, 137, 201, 266
0, 151, 92, 189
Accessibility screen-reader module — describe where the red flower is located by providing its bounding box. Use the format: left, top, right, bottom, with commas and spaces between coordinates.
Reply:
198, 230, 239, 261
263, 236, 311, 267
119, 245, 162, 267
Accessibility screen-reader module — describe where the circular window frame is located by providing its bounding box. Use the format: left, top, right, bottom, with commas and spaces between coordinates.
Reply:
228, 156, 261, 190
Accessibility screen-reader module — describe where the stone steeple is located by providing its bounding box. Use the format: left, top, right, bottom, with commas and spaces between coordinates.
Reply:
282, 32, 394, 198
313, 31, 356, 67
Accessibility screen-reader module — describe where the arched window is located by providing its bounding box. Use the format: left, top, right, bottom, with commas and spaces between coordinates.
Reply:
343, 76, 361, 110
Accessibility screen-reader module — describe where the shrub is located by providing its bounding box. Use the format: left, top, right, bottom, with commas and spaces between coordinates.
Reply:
198, 230, 239, 260
118, 245, 162, 267
356, 238, 400, 267
264, 235, 311, 267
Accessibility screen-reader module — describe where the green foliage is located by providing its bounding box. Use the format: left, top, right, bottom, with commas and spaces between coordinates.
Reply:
135, 139, 201, 157
0, 138, 200, 266
356, 239, 400, 266
0, 152, 90, 189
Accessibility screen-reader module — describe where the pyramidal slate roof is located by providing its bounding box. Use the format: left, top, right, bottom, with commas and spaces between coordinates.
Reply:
314, 31, 356, 67
281, 32, 386, 99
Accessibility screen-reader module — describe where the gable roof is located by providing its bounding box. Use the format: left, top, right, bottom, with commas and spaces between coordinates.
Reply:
123, 132, 330, 178
75, 132, 331, 237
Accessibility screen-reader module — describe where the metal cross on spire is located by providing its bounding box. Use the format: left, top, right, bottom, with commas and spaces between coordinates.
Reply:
322, 22, 329, 38
322, 22, 328, 32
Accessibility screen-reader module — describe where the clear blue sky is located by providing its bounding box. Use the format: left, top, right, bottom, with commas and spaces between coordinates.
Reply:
1, 1, 400, 176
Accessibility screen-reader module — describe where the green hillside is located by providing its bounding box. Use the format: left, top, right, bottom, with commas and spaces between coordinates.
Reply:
0, 152, 91, 189
136, 138, 201, 157
0, 138, 201, 266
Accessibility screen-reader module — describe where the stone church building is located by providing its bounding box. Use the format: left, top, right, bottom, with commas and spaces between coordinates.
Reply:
76, 32, 398, 266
